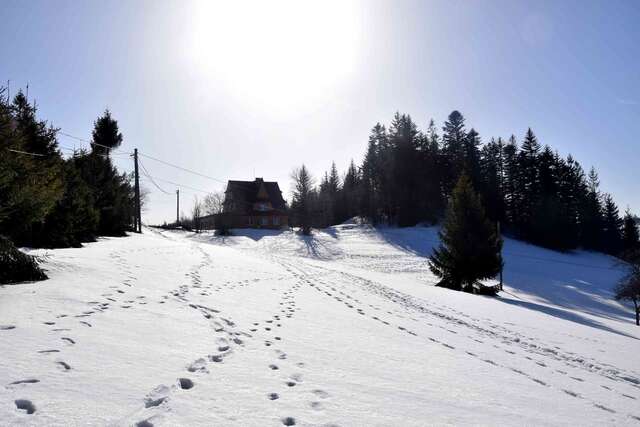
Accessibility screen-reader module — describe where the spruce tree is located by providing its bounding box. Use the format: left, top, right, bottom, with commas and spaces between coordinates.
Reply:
622, 209, 640, 255
601, 194, 623, 255
580, 167, 604, 249
479, 137, 505, 222
441, 110, 467, 194
502, 135, 519, 229
389, 113, 419, 226
517, 128, 541, 239
464, 128, 482, 190
91, 109, 123, 155
428, 174, 503, 293
290, 165, 314, 235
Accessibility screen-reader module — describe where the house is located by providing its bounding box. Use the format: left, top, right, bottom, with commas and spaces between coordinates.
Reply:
215, 178, 288, 229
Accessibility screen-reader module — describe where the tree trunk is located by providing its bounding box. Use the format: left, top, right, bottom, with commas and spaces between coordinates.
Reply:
635, 300, 639, 326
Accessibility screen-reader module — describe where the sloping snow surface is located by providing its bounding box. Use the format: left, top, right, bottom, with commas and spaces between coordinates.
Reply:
1, 224, 639, 426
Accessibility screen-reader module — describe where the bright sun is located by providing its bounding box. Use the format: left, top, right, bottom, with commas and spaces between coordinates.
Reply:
189, 0, 361, 112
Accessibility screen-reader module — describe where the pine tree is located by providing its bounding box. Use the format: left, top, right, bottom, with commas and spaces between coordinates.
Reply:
622, 209, 640, 256
502, 135, 519, 229
441, 110, 467, 194
1, 91, 64, 245
416, 120, 444, 223
602, 194, 623, 255
37, 155, 99, 247
290, 165, 314, 235
464, 128, 482, 189
428, 174, 503, 293
342, 160, 360, 221
516, 128, 541, 239
580, 167, 604, 249
479, 137, 505, 222
91, 110, 123, 155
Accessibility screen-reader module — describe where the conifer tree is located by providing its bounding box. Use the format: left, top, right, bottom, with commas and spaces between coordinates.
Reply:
2, 91, 64, 245
422, 119, 446, 222
602, 194, 623, 255
91, 110, 123, 155
502, 135, 520, 229
361, 125, 383, 222
622, 209, 640, 256
428, 174, 503, 293
342, 160, 360, 221
517, 128, 541, 239
389, 113, 420, 226
441, 110, 467, 194
580, 167, 604, 249
290, 165, 314, 235
479, 137, 505, 222
464, 128, 482, 189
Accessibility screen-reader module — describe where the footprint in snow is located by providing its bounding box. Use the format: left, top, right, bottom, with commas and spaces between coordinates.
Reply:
15, 399, 36, 414
0, 325, 16, 330
281, 417, 296, 425
9, 379, 40, 386
187, 358, 208, 373
56, 361, 71, 371
61, 337, 75, 345
144, 385, 171, 408
178, 378, 194, 390
311, 389, 330, 399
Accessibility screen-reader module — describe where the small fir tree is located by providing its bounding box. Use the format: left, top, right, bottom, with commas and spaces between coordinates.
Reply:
428, 174, 503, 293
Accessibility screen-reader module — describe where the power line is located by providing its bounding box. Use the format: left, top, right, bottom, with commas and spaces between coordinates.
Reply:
58, 145, 114, 159
6, 148, 47, 157
139, 159, 172, 195
140, 174, 211, 194
138, 152, 227, 184
57, 131, 132, 155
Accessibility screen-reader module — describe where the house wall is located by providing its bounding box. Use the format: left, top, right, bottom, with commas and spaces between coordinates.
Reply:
214, 213, 288, 230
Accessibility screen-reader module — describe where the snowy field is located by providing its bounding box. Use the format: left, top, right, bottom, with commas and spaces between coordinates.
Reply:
1, 224, 639, 426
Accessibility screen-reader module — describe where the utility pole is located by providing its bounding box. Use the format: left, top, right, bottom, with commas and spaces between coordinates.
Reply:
134, 148, 142, 233
176, 189, 180, 226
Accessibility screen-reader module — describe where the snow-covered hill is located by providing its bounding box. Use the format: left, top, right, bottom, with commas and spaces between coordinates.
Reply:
1, 225, 638, 426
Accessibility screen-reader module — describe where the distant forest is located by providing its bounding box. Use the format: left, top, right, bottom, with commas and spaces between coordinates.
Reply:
290, 111, 639, 257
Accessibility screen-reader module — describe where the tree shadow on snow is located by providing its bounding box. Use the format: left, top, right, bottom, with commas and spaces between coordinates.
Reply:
371, 225, 634, 329
498, 296, 638, 340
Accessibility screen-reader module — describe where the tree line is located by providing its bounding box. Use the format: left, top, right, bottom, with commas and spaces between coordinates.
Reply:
290, 110, 640, 318
0, 86, 137, 282
291, 110, 639, 258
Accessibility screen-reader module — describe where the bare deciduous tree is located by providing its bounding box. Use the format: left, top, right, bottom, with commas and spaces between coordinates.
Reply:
203, 189, 226, 215
192, 197, 203, 233
615, 257, 640, 325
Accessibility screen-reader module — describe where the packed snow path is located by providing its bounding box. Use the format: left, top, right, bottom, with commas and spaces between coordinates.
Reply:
1, 225, 639, 426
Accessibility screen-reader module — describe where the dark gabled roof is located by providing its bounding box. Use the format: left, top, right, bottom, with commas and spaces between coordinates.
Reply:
224, 178, 287, 213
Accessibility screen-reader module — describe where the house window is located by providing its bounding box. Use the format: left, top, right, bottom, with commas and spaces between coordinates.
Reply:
273, 216, 280, 226
261, 217, 268, 226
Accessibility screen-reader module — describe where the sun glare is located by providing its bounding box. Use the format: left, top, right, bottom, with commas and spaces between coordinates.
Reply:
189, 0, 361, 113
